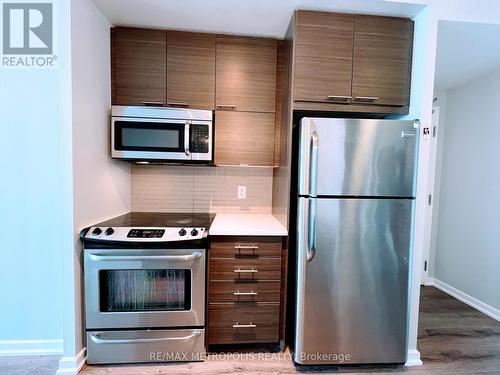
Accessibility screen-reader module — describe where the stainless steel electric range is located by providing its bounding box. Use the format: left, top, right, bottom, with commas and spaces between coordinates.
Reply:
81, 212, 214, 364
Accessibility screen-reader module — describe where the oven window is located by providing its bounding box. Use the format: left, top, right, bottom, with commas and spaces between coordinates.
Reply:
114, 121, 185, 152
99, 269, 191, 312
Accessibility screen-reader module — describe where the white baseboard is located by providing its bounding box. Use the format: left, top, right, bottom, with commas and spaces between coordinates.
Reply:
405, 349, 422, 366
56, 347, 86, 375
422, 278, 435, 287
426, 277, 500, 322
0, 339, 63, 356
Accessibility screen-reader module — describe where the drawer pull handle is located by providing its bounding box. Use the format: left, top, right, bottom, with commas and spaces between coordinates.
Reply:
166, 101, 189, 107
327, 95, 352, 101
234, 291, 257, 296
234, 245, 259, 250
217, 104, 236, 110
141, 101, 164, 106
233, 323, 256, 328
354, 96, 379, 102
234, 268, 258, 273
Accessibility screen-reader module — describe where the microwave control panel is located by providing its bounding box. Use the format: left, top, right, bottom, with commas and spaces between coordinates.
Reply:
191, 125, 209, 153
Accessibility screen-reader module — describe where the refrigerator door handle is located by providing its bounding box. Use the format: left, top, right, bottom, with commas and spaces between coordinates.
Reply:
310, 130, 319, 197
307, 198, 317, 262
298, 120, 319, 196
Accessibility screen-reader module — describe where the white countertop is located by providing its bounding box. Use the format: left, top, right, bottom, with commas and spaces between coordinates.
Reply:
209, 213, 288, 236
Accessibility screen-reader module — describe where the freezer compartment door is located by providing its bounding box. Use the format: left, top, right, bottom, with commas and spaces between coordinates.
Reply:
298, 118, 418, 197
295, 197, 413, 364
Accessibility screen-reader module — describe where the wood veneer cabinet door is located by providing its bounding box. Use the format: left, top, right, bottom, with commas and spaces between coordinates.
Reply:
111, 27, 166, 106
214, 111, 275, 166
293, 11, 354, 103
352, 15, 414, 107
216, 35, 277, 113
166, 31, 215, 109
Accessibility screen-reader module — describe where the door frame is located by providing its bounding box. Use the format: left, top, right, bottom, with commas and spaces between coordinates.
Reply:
421, 105, 440, 284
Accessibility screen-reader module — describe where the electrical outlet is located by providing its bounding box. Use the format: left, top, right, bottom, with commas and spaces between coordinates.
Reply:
238, 185, 247, 199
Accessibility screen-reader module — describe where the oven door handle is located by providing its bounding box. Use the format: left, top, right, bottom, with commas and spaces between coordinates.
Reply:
89, 252, 202, 262
89, 331, 202, 345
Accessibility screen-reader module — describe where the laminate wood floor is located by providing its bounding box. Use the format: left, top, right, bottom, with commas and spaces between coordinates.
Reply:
1, 287, 499, 374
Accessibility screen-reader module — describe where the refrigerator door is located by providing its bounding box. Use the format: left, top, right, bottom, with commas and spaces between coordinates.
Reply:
295, 197, 413, 365
298, 118, 418, 197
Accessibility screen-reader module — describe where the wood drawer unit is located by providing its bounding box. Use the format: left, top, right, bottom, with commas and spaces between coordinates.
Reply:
209, 258, 281, 281
208, 236, 285, 346
210, 236, 282, 258
208, 303, 280, 344
209, 280, 281, 303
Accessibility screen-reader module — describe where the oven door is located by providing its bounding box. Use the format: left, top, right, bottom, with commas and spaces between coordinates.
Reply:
84, 248, 205, 329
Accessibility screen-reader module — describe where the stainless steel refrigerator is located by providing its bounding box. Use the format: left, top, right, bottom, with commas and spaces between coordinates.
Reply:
294, 117, 419, 365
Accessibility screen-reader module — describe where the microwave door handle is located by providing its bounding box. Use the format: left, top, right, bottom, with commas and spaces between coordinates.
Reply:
184, 123, 191, 156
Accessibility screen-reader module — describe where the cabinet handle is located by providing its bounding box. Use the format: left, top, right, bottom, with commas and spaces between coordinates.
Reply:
233, 323, 256, 328
354, 96, 379, 102
166, 101, 189, 107
327, 95, 352, 101
234, 245, 259, 250
234, 291, 257, 296
141, 101, 164, 106
234, 268, 258, 273
216, 104, 236, 110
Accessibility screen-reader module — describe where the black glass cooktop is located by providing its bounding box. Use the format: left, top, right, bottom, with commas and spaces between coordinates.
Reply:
94, 212, 215, 229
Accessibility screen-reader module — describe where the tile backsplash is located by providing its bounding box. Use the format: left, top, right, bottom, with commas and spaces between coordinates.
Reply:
131, 165, 273, 213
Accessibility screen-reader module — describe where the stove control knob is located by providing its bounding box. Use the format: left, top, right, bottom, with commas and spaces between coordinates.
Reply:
179, 228, 187, 236
190, 228, 199, 236
105, 227, 114, 236
92, 227, 102, 236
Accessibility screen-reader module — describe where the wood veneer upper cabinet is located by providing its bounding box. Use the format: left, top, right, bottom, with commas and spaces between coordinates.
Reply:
351, 15, 414, 107
216, 35, 277, 113
111, 27, 166, 106
166, 31, 215, 109
293, 11, 355, 103
214, 111, 276, 166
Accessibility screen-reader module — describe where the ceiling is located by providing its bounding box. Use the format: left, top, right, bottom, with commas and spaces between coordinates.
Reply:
435, 20, 500, 91
92, 0, 424, 38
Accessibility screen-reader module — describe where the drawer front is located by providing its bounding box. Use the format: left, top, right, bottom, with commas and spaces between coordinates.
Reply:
208, 303, 279, 344
211, 237, 282, 258
209, 258, 281, 281
209, 280, 281, 302
87, 329, 205, 364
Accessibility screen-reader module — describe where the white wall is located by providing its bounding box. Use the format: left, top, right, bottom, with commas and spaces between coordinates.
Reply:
58, 0, 130, 371
427, 91, 447, 278
432, 69, 500, 312
392, 6, 438, 365
0, 0, 72, 356
0, 0, 129, 363
390, 0, 500, 364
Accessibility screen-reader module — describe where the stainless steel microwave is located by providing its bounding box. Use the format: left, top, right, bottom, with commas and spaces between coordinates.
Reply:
111, 106, 213, 163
